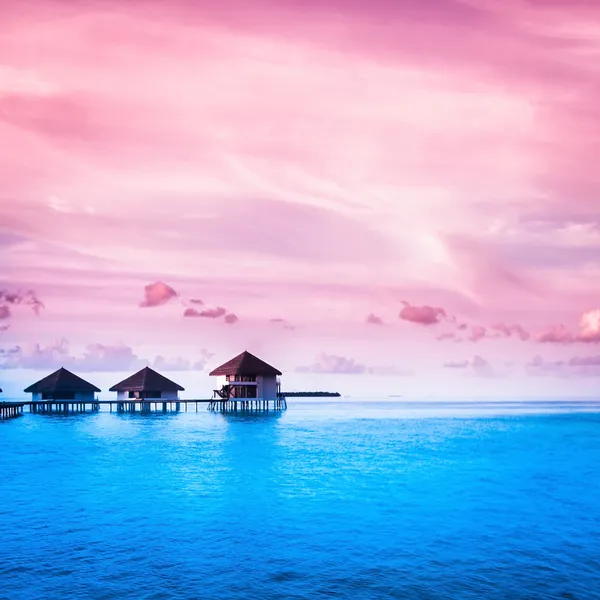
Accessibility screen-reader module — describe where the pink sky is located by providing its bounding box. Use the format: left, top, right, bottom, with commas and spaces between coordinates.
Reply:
2, 0, 600, 399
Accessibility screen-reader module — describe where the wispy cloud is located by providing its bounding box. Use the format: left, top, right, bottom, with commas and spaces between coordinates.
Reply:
0, 339, 213, 372
366, 313, 384, 325
443, 355, 494, 377
297, 353, 412, 376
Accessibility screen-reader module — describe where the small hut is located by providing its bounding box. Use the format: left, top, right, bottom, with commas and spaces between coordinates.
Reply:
209, 350, 282, 400
24, 367, 101, 402
109, 367, 184, 400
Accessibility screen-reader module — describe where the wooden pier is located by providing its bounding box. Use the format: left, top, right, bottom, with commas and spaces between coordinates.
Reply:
0, 402, 25, 419
1, 397, 288, 416
0, 390, 347, 418
207, 397, 287, 411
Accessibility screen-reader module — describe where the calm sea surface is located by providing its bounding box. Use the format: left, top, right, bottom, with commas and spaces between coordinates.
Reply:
1, 401, 600, 600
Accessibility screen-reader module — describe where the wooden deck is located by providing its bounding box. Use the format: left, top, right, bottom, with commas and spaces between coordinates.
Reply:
1, 397, 287, 416
0, 402, 26, 420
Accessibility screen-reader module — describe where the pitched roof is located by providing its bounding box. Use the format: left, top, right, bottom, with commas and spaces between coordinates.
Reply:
109, 367, 185, 392
23, 368, 101, 394
209, 350, 282, 377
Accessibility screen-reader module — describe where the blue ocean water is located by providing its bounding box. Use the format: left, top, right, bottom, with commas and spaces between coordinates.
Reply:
1, 401, 600, 600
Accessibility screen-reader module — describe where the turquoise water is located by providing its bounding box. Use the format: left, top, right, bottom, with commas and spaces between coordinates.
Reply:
1, 401, 600, 599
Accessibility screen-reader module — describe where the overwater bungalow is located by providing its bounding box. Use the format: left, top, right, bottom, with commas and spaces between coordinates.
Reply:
210, 350, 282, 401
109, 367, 184, 400
23, 367, 101, 402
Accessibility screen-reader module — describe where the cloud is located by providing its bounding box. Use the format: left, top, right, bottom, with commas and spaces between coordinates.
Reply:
189, 298, 204, 305
471, 355, 494, 377
443, 355, 494, 377
270, 318, 295, 330
437, 332, 457, 341
578, 309, 600, 343
399, 301, 447, 325
0, 339, 213, 372
366, 313, 384, 325
296, 353, 412, 376
468, 325, 487, 343
490, 323, 531, 341
536, 309, 600, 344
183, 304, 238, 323
200, 307, 227, 318
0, 288, 44, 317
536, 324, 574, 344
443, 359, 469, 369
526, 354, 600, 378
139, 281, 178, 308
153, 349, 214, 372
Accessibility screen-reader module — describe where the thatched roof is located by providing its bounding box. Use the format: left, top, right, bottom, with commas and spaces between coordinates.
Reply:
109, 367, 184, 392
24, 368, 101, 394
209, 351, 281, 377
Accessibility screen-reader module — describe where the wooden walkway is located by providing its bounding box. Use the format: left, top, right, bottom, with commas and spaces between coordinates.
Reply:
1, 397, 287, 417
0, 402, 26, 419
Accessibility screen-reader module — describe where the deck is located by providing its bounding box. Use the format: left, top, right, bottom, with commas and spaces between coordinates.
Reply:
1, 397, 287, 416
0, 402, 26, 419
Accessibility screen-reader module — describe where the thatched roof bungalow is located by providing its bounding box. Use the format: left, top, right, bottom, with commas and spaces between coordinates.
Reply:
109, 367, 184, 400
210, 350, 281, 400
24, 368, 101, 402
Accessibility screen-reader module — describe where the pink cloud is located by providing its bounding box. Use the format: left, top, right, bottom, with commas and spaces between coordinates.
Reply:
468, 326, 487, 343
183, 305, 237, 323
297, 353, 366, 375
437, 332, 457, 341
197, 307, 227, 319
536, 310, 600, 344
526, 355, 600, 378
366, 313, 384, 325
297, 353, 412, 376
189, 298, 204, 305
0, 289, 44, 316
471, 355, 494, 378
490, 323, 531, 341
270, 318, 295, 330
578, 309, 600, 343
139, 282, 178, 308
399, 301, 447, 326
536, 325, 574, 344
443, 359, 469, 369
0, 339, 213, 372
443, 355, 494, 377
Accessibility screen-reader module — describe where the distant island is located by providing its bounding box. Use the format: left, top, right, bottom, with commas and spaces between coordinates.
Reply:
278, 391, 341, 397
